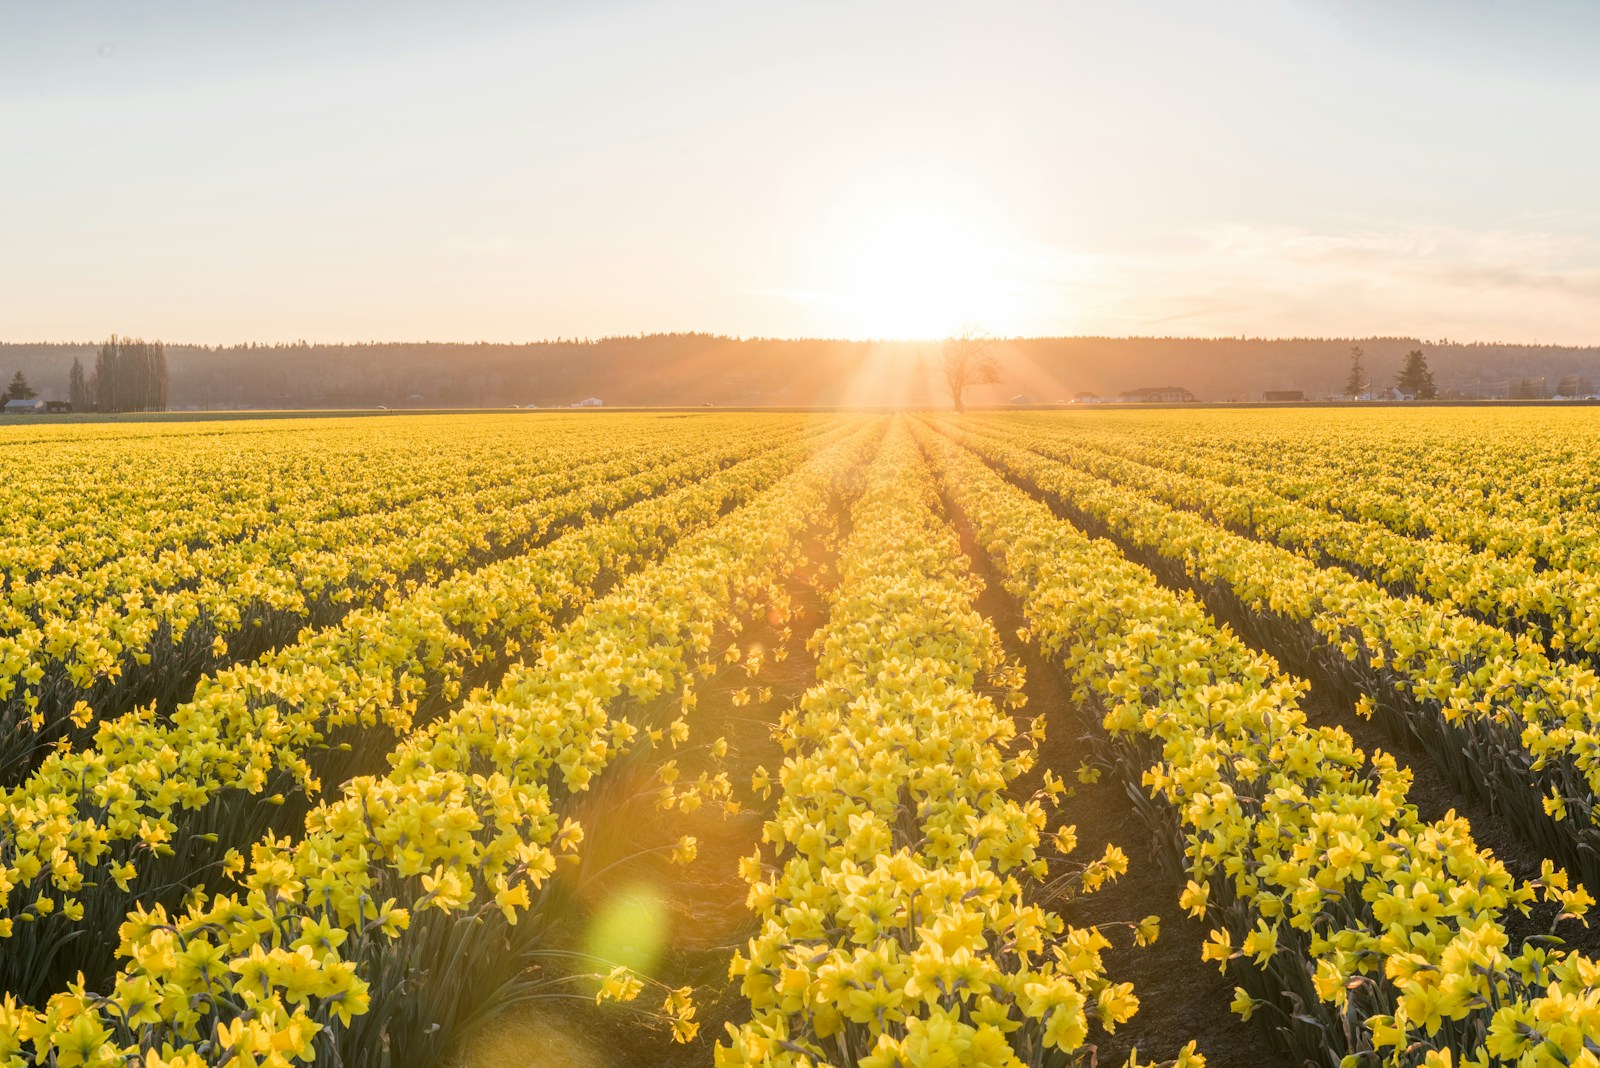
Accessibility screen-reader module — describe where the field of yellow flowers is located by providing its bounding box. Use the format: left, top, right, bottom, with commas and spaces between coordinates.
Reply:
3, 408, 1599, 1068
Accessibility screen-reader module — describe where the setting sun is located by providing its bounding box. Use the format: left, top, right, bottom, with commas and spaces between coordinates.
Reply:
823, 205, 1025, 340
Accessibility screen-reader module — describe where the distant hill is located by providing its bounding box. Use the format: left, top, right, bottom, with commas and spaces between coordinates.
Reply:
2, 334, 1598, 409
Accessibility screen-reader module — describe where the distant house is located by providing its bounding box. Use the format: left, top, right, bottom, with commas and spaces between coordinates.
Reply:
1118, 386, 1197, 403
4, 399, 44, 414
1071, 391, 1102, 404
572, 397, 604, 407
1262, 390, 1304, 402
43, 400, 71, 413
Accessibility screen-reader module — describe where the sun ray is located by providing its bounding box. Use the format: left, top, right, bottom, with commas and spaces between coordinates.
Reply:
817, 200, 1026, 340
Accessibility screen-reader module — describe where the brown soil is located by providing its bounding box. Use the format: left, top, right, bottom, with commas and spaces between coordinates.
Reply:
949, 507, 1297, 1068
1295, 684, 1599, 956
454, 534, 839, 1067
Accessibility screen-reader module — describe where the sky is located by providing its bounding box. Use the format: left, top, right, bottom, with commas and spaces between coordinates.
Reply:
3, 0, 1599, 344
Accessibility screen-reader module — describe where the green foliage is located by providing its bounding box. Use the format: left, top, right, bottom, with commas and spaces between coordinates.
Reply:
1395, 348, 1437, 399
94, 335, 168, 413
3, 370, 35, 404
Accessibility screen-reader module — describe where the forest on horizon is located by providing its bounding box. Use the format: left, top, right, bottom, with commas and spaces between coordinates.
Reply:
3, 334, 1599, 409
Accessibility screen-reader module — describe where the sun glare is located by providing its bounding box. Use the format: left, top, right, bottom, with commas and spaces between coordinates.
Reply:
826, 206, 1023, 340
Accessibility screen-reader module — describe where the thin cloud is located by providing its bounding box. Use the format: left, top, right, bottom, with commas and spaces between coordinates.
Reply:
1054, 223, 1600, 343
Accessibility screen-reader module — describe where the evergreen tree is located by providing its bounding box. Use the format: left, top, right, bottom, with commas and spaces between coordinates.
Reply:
4, 370, 35, 404
1345, 346, 1367, 400
1395, 349, 1437, 399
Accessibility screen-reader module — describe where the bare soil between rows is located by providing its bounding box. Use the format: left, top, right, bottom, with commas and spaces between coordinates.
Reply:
452, 528, 840, 1068
946, 500, 1296, 1068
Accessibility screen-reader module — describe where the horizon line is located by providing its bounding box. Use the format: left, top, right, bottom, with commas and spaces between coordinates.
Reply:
2, 333, 1597, 350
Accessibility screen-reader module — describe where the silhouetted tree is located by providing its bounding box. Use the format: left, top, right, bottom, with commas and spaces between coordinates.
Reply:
1345, 346, 1367, 400
94, 336, 169, 412
68, 357, 90, 411
94, 342, 117, 411
1395, 349, 1437, 399
939, 324, 1001, 413
4, 370, 35, 404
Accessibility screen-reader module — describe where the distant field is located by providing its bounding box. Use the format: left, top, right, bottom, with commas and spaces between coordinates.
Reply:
3, 409, 1599, 1068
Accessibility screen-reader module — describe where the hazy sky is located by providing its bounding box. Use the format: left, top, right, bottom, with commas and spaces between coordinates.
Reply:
4, 1, 1599, 343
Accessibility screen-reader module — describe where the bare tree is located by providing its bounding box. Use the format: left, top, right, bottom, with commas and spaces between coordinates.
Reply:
939, 324, 1001, 413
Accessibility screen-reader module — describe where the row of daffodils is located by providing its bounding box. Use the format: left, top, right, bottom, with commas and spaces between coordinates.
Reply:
0, 421, 880, 1067
721, 424, 1171, 1068
0, 421, 845, 1004
1011, 424, 1600, 660
949, 418, 1600, 893
0, 415, 813, 783
14, 409, 1600, 1068
998, 408, 1600, 575
915, 420, 1600, 1068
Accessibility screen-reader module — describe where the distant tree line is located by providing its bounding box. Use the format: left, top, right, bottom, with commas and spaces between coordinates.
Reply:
75, 336, 168, 412
2, 334, 1600, 409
